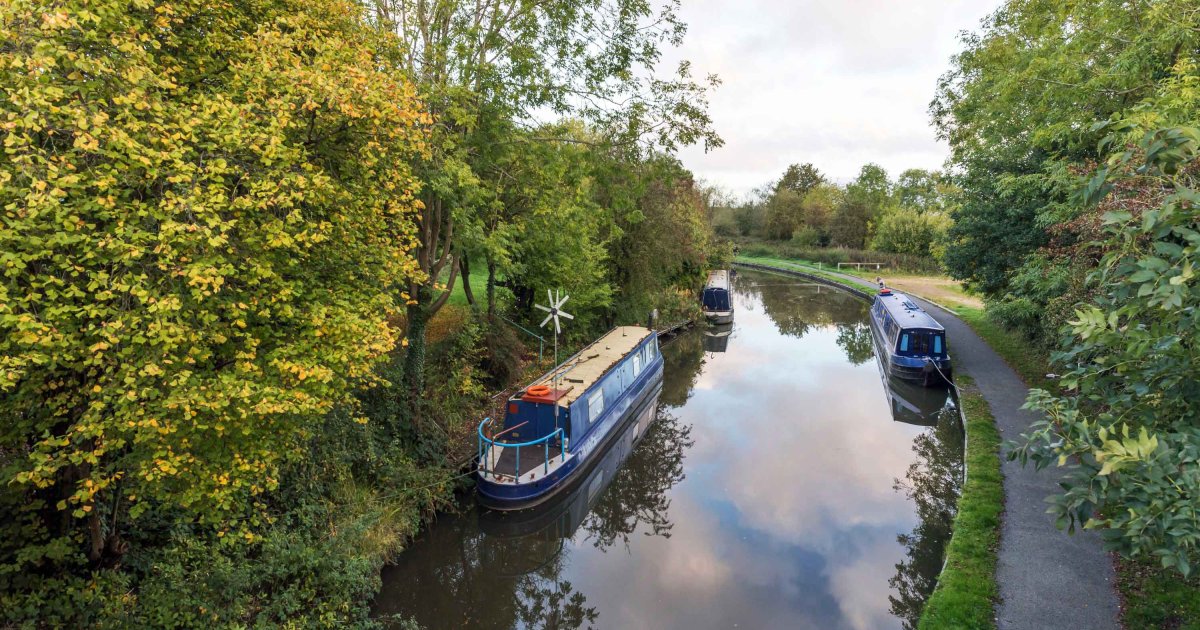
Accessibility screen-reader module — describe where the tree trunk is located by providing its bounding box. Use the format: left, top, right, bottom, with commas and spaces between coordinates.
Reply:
403, 301, 430, 393
460, 254, 476, 308
486, 255, 497, 318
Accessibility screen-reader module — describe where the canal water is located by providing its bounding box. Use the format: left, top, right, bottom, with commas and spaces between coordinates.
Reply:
374, 269, 963, 630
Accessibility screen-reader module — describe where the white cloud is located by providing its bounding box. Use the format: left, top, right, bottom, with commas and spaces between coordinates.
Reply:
660, 0, 1002, 196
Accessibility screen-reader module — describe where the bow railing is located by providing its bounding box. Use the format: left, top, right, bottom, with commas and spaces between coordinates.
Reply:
477, 417, 567, 480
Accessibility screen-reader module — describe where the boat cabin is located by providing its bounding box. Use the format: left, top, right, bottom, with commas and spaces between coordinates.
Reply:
502, 326, 658, 444
702, 270, 734, 322
477, 326, 663, 508
872, 290, 947, 359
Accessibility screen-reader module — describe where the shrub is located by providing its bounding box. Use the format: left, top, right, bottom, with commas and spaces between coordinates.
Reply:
871, 207, 953, 259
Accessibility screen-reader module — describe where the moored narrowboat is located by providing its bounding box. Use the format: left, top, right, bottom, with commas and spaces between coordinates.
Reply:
869, 288, 951, 386
701, 270, 734, 324
479, 386, 660, 540
476, 326, 664, 511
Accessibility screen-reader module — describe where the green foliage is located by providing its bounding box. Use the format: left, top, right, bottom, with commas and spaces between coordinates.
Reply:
1117, 557, 1200, 630
933, 0, 1199, 299
0, 0, 427, 584
871, 208, 953, 259
1013, 122, 1200, 577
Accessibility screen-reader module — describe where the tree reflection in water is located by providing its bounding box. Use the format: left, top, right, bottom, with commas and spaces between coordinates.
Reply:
888, 401, 965, 629
835, 321, 874, 365
659, 327, 705, 407
376, 334, 703, 629
734, 270, 868, 340
581, 410, 693, 549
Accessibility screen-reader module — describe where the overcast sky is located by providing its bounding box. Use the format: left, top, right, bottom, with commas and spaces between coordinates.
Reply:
661, 0, 1002, 198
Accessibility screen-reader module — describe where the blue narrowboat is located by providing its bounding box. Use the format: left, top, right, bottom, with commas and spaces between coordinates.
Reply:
476, 326, 664, 511
869, 288, 952, 386
479, 386, 661, 540
702, 270, 734, 323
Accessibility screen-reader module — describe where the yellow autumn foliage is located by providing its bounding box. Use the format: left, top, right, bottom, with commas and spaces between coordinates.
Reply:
0, 0, 428, 534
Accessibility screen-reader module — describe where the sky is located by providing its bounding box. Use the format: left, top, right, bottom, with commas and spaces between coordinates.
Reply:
661, 0, 1003, 198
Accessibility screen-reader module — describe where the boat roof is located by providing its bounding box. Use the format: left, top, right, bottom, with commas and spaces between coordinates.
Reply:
875, 290, 945, 331
705, 269, 730, 291
531, 326, 652, 406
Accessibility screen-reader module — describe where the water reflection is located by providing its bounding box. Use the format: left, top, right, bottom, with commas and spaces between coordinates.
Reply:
703, 321, 733, 353
375, 269, 962, 629
889, 402, 963, 629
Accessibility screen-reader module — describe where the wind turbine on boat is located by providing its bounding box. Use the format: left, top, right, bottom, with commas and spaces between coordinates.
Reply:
535, 289, 572, 432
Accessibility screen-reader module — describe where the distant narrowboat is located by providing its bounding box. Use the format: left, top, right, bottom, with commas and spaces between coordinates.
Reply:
869, 288, 951, 386
702, 270, 734, 323
476, 326, 664, 510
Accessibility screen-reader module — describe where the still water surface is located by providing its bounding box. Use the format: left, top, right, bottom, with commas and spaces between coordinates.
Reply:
375, 269, 963, 629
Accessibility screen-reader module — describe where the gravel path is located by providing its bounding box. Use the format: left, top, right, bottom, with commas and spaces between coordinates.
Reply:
735, 261, 1121, 629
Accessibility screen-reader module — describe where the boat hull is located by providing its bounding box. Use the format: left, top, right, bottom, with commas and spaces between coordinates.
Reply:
703, 309, 734, 324
476, 364, 664, 511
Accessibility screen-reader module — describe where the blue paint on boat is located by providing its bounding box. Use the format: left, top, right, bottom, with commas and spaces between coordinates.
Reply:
869, 288, 952, 386
702, 270, 734, 324
476, 326, 664, 510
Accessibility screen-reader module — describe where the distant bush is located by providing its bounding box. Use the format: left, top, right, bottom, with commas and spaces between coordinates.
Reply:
871, 207, 953, 259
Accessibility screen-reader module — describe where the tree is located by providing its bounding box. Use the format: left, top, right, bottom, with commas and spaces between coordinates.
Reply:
846, 163, 892, 213
0, 0, 427, 572
871, 208, 953, 259
894, 169, 951, 213
829, 197, 872, 248
1014, 117, 1200, 577
369, 0, 721, 390
775, 163, 825, 197
932, 0, 1198, 298
763, 188, 805, 240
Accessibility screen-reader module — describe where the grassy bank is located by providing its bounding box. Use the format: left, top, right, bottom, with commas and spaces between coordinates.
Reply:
1117, 557, 1200, 629
736, 255, 878, 291
919, 375, 1002, 629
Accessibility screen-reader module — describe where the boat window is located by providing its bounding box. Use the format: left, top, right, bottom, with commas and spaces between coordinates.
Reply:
912, 332, 931, 355
588, 390, 605, 423
899, 333, 909, 353
632, 354, 642, 377
933, 334, 943, 355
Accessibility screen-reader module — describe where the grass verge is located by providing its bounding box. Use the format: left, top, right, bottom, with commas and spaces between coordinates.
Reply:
735, 255, 877, 291
1116, 556, 1200, 629
918, 374, 1002, 630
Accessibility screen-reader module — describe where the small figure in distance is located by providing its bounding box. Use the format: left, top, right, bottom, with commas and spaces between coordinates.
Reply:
875, 276, 884, 290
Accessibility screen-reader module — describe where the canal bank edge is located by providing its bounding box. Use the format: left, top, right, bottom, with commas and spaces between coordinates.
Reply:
732, 261, 1002, 628
731, 260, 1122, 630
919, 374, 1003, 629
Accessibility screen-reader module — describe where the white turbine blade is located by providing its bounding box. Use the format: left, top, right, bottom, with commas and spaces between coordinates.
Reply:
535, 303, 552, 312
540, 313, 554, 328
547, 289, 553, 307
558, 310, 574, 320
555, 318, 561, 335
557, 295, 570, 308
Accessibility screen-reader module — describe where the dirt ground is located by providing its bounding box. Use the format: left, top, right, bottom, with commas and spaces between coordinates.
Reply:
878, 275, 984, 310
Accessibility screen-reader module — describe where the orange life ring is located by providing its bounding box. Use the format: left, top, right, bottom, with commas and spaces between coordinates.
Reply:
526, 385, 552, 397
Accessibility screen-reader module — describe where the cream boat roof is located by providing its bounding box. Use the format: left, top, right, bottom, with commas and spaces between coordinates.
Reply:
532, 326, 653, 406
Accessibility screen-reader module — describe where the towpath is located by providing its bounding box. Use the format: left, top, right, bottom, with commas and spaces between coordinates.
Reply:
734, 261, 1121, 630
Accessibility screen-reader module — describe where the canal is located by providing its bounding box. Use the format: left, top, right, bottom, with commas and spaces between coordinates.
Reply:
374, 268, 963, 629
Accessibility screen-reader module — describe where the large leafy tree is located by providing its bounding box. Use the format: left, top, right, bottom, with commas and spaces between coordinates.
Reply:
933, 0, 1199, 297
368, 0, 721, 389
0, 0, 427, 571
